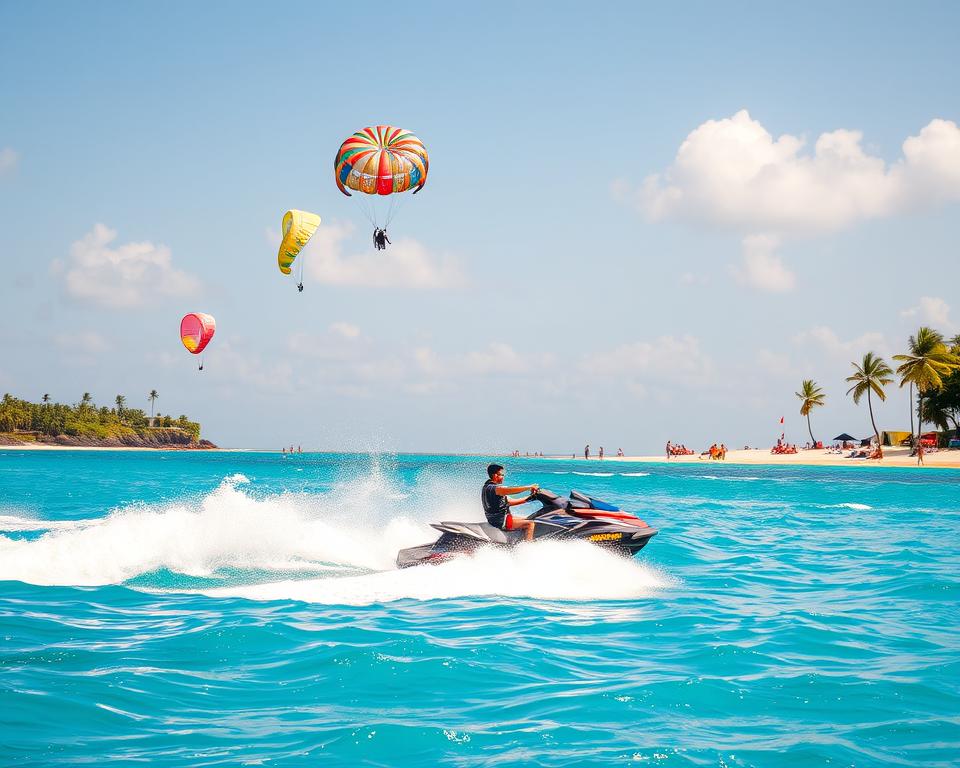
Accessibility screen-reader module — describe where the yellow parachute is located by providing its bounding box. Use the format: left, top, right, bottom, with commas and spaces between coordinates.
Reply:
277, 210, 321, 290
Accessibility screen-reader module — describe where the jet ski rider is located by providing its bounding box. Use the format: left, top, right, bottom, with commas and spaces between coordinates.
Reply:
482, 464, 539, 542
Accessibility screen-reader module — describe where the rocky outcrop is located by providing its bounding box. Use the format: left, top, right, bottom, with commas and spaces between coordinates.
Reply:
0, 429, 218, 449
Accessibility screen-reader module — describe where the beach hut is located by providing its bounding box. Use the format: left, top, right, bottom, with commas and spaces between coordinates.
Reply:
881, 430, 912, 447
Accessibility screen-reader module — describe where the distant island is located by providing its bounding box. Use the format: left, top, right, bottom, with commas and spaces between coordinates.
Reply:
0, 393, 216, 449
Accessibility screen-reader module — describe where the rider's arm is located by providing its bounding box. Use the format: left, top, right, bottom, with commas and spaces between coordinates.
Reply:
495, 484, 537, 495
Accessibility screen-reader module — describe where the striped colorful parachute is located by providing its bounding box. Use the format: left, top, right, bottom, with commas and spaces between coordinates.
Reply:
277, 210, 320, 292
180, 313, 216, 370
334, 126, 429, 197
334, 126, 428, 238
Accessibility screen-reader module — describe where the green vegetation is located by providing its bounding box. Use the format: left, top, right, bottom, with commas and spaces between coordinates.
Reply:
796, 379, 826, 445
845, 352, 894, 446
802, 328, 960, 448
894, 328, 960, 446
0, 393, 202, 443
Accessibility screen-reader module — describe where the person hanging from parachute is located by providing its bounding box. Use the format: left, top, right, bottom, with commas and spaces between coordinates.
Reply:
373, 227, 391, 251
277, 210, 321, 292
334, 125, 428, 250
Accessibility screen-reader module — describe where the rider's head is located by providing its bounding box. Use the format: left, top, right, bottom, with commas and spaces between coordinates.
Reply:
487, 463, 504, 481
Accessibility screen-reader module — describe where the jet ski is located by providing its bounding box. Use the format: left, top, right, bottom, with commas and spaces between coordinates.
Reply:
396, 489, 658, 568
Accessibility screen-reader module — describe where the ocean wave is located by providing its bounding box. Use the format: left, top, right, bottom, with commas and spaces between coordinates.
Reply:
820, 502, 873, 511
620, 472, 650, 477
572, 471, 615, 477
696, 475, 762, 481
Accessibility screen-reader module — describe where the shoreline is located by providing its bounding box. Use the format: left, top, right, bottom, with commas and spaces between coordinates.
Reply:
1, 444, 957, 468
539, 447, 960, 469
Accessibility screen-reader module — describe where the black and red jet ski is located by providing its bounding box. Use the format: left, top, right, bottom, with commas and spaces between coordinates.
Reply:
396, 489, 658, 568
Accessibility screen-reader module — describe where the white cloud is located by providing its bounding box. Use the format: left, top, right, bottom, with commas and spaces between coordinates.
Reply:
756, 349, 795, 377
207, 341, 295, 395
51, 224, 200, 309
53, 331, 109, 355
679, 271, 708, 286
580, 335, 714, 390
900, 296, 953, 329
794, 326, 888, 358
414, 343, 552, 378
330, 321, 361, 339
302, 221, 464, 289
628, 111, 960, 232
0, 147, 17, 175
731, 234, 795, 293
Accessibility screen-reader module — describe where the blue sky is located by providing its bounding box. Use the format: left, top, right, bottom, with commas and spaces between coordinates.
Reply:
1, 1, 958, 451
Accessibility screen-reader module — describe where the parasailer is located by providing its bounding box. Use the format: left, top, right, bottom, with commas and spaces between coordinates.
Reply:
277, 209, 321, 292
180, 313, 216, 371
334, 125, 428, 248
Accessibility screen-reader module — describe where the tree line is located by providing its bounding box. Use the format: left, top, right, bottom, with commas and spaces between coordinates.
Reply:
796, 328, 960, 446
0, 391, 201, 442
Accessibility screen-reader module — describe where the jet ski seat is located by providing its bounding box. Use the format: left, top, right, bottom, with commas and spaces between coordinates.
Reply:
568, 490, 592, 509
435, 522, 522, 545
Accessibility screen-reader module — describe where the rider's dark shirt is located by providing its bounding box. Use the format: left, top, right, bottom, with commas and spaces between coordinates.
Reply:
482, 480, 509, 528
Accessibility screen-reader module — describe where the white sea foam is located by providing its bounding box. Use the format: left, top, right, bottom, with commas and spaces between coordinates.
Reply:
620, 472, 650, 477
198, 540, 667, 605
0, 514, 91, 533
0, 467, 667, 605
572, 471, 615, 477
696, 475, 761, 481
822, 502, 873, 511
0, 474, 437, 586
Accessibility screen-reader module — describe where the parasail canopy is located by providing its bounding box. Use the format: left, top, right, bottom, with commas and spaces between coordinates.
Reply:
180, 313, 216, 355
277, 210, 321, 275
334, 125, 429, 197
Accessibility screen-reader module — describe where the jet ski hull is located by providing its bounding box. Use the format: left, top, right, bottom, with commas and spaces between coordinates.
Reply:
396, 489, 658, 568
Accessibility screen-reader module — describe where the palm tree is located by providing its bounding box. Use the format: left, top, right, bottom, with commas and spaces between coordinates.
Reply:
80, 392, 92, 408
41, 394, 51, 405
846, 352, 893, 445
796, 379, 826, 445
893, 327, 960, 445
115, 395, 126, 419
148, 390, 159, 418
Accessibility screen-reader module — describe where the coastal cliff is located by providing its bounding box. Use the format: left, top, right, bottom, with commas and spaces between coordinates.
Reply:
0, 430, 217, 449
0, 394, 216, 449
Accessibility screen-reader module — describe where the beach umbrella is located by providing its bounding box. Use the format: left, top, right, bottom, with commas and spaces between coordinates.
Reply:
833, 433, 857, 442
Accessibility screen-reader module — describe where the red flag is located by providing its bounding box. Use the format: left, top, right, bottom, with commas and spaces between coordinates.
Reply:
779, 416, 784, 424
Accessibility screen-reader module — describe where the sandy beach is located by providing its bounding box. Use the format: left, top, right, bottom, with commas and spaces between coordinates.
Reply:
558, 446, 960, 469
3, 442, 958, 468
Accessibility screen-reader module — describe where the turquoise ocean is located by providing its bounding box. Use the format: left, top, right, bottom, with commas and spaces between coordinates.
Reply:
1, 450, 958, 766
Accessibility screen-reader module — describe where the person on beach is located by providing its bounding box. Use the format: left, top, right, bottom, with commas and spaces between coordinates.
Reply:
666, 441, 671, 459
584, 444, 590, 460
482, 464, 539, 542
917, 443, 924, 466
599, 446, 604, 460
373, 228, 391, 250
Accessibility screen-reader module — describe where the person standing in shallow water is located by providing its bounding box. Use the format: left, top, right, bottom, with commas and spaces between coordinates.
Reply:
481, 464, 539, 542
